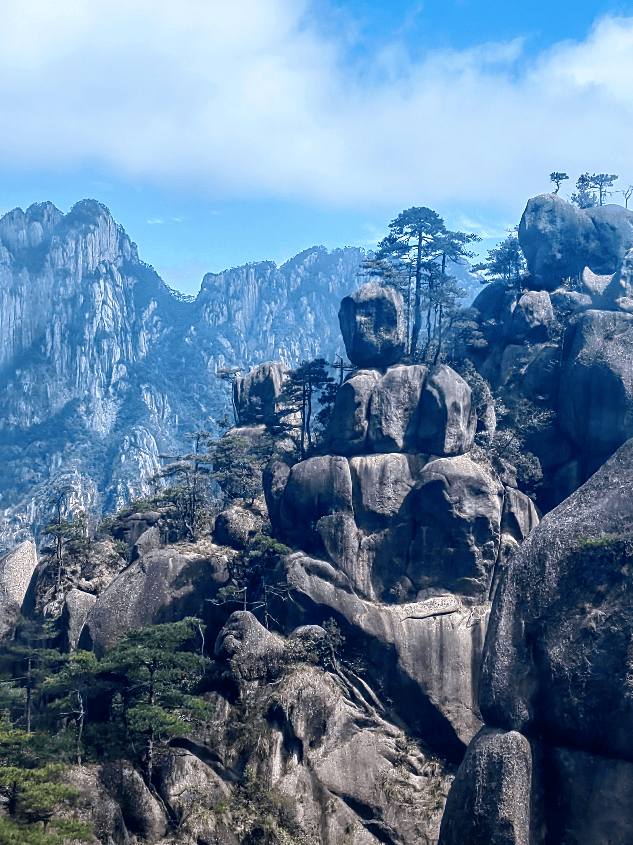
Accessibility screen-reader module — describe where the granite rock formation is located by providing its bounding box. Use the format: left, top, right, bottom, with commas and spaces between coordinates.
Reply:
439, 438, 633, 844
0, 200, 364, 553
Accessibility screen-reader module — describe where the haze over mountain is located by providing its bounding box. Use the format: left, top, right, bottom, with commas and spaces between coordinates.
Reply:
0, 199, 370, 552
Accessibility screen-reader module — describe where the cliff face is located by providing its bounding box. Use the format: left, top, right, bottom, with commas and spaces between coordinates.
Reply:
0, 200, 363, 552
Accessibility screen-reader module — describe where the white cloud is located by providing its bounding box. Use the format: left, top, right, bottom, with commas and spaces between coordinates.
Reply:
1, 2, 633, 213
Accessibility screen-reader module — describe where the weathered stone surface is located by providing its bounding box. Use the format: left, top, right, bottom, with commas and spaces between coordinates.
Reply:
586, 204, 633, 274
519, 194, 597, 289
262, 458, 291, 535
546, 745, 633, 845
558, 309, 633, 454
214, 611, 285, 682
279, 457, 358, 579
100, 762, 167, 843
550, 288, 592, 316
503, 290, 555, 343
326, 369, 381, 455
113, 511, 162, 549
519, 195, 633, 289
283, 553, 487, 755
597, 246, 633, 312
417, 364, 476, 456
233, 361, 289, 425
497, 342, 560, 404
130, 525, 161, 562
156, 749, 229, 833
350, 453, 419, 598
62, 588, 96, 651
80, 543, 230, 655
0, 540, 38, 637
408, 455, 504, 599
0, 539, 37, 607
480, 438, 633, 761
213, 506, 263, 550
62, 764, 130, 845
438, 728, 533, 845
367, 364, 428, 452
339, 281, 406, 368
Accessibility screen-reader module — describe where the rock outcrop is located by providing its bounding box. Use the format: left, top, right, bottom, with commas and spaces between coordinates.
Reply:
339, 282, 406, 368
440, 438, 633, 843
0, 200, 365, 553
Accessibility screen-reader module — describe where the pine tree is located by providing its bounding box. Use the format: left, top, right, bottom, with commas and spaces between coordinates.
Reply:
95, 619, 210, 784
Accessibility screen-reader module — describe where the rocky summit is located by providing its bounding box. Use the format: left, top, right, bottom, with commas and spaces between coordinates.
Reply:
0, 200, 363, 553
3, 192, 633, 845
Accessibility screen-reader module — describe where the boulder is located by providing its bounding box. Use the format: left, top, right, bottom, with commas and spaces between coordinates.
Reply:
213, 506, 263, 550
326, 369, 381, 455
438, 728, 533, 845
262, 458, 291, 535
586, 204, 633, 274
100, 762, 167, 843
597, 246, 633, 312
278, 457, 358, 580
339, 282, 406, 368
518, 194, 597, 289
156, 749, 229, 833
350, 453, 420, 598
408, 455, 504, 599
558, 309, 633, 454
130, 525, 161, 562
80, 546, 230, 655
214, 611, 285, 682
550, 288, 592, 317
0, 540, 38, 637
61, 588, 96, 651
579, 265, 613, 299
367, 364, 428, 453
503, 290, 555, 343
480, 438, 633, 761
417, 364, 476, 456
472, 280, 517, 324
233, 361, 289, 425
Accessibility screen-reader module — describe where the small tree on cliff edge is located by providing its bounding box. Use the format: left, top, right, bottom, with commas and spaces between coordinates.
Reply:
549, 172, 569, 193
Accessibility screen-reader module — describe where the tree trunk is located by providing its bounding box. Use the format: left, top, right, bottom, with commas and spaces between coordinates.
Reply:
410, 237, 424, 355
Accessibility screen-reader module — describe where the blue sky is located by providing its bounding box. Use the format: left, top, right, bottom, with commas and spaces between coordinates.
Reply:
2, 0, 633, 294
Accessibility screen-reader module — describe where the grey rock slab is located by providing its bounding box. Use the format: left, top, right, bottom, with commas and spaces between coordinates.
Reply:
586, 203, 633, 274
438, 727, 533, 845
62, 588, 96, 652
480, 438, 633, 761
339, 281, 406, 368
326, 369, 381, 456
233, 360, 289, 425
503, 290, 555, 343
558, 309, 633, 454
81, 545, 230, 655
284, 552, 487, 753
100, 762, 167, 843
0, 540, 38, 637
279, 456, 358, 577
417, 364, 476, 456
408, 455, 504, 600
213, 506, 263, 550
130, 525, 161, 562
367, 364, 428, 452
215, 610, 285, 682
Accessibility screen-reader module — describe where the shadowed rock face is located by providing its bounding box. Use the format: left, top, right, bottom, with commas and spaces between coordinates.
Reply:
440, 438, 633, 844
438, 728, 533, 845
480, 438, 633, 760
558, 310, 633, 455
339, 281, 406, 368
